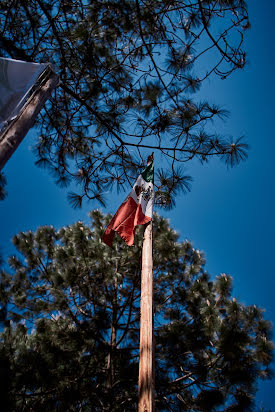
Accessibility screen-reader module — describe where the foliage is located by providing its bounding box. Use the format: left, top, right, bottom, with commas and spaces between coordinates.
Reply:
0, 212, 273, 411
0, 171, 7, 200
0, 0, 250, 207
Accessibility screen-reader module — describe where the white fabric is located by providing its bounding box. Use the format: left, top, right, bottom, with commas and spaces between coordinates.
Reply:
0, 57, 49, 131
129, 174, 154, 218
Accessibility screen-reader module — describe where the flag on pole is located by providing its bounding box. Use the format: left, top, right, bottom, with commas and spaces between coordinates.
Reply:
103, 155, 154, 247
0, 57, 49, 131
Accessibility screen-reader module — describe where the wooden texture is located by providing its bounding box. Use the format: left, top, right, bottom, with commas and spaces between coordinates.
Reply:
138, 221, 154, 412
0, 70, 59, 171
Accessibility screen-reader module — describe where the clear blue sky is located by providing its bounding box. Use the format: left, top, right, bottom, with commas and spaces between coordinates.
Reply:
1, 1, 274, 409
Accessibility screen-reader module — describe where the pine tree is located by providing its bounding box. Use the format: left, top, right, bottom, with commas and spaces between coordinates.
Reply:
0, 212, 273, 411
0, 0, 250, 207
0, 172, 7, 200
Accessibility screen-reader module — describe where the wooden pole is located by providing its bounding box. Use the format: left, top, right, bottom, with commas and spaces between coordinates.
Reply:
0, 70, 59, 171
138, 220, 154, 412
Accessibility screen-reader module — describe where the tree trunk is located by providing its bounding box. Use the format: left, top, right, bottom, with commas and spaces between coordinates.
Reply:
0, 70, 59, 171
107, 274, 118, 388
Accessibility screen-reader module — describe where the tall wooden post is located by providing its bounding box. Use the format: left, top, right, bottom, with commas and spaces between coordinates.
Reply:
0, 70, 59, 171
138, 220, 154, 412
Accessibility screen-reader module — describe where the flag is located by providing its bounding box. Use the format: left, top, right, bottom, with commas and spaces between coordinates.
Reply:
103, 156, 154, 247
0, 57, 49, 131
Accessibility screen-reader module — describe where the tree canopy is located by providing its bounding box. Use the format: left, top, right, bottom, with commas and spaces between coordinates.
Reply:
0, 212, 273, 411
0, 0, 250, 207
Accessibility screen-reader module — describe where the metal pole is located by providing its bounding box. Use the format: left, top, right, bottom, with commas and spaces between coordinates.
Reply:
138, 220, 154, 412
0, 70, 59, 171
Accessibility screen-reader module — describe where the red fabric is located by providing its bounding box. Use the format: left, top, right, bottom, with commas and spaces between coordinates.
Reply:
103, 197, 151, 247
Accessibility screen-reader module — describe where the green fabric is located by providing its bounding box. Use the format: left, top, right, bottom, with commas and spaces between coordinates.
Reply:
141, 160, 154, 183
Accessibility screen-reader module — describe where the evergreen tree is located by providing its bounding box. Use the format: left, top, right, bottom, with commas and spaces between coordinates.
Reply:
0, 0, 249, 206
0, 212, 273, 411
0, 172, 7, 200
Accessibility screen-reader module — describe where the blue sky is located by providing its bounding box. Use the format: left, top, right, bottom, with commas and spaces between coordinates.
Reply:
1, 1, 274, 409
